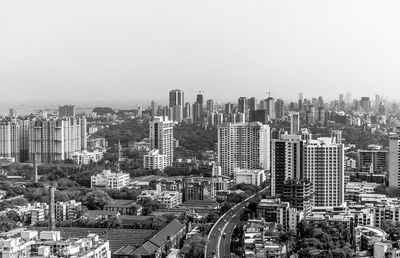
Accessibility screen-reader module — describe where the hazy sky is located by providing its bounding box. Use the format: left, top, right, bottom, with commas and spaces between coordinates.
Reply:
1, 0, 400, 106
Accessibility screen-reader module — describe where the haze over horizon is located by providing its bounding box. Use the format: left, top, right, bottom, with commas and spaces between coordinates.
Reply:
1, 0, 400, 104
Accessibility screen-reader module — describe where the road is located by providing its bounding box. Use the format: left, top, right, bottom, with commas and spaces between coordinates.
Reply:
205, 187, 270, 258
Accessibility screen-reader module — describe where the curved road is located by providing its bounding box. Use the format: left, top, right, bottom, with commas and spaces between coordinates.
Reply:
205, 187, 270, 258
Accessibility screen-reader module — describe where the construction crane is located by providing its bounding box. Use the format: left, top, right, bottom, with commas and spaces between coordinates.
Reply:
193, 90, 205, 94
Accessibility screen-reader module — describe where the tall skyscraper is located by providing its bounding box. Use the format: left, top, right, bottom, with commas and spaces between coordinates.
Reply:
196, 94, 204, 106
206, 99, 214, 114
193, 102, 203, 124
169, 89, 184, 107
150, 101, 158, 116
0, 122, 20, 162
223, 103, 233, 115
169, 89, 184, 122
290, 112, 300, 135
389, 136, 400, 188
271, 135, 303, 197
183, 102, 192, 120
9, 108, 17, 118
275, 98, 284, 119
218, 122, 270, 176
237, 97, 248, 115
266, 97, 275, 120
248, 97, 257, 111
360, 97, 371, 112
298, 93, 304, 111
59, 105, 75, 117
149, 116, 174, 167
303, 138, 344, 207
28, 117, 87, 163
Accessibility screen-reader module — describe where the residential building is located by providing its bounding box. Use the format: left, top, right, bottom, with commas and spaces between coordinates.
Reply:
290, 112, 300, 135
143, 149, 167, 171
28, 117, 87, 163
71, 150, 103, 165
0, 230, 111, 258
234, 168, 265, 186
281, 179, 313, 216
303, 138, 344, 207
183, 176, 216, 202
389, 136, 400, 188
357, 145, 388, 173
271, 134, 303, 197
218, 122, 270, 176
168, 89, 184, 122
149, 116, 174, 167
91, 170, 130, 190
55, 200, 82, 221
256, 198, 303, 232
58, 105, 75, 117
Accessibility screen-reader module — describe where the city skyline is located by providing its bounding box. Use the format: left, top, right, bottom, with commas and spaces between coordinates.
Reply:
1, 1, 400, 104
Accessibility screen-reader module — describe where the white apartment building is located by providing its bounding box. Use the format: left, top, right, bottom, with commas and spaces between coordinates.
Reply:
218, 122, 270, 176
143, 149, 167, 171
55, 200, 82, 221
137, 190, 182, 208
234, 168, 265, 186
0, 230, 110, 258
303, 138, 344, 207
389, 136, 400, 187
149, 116, 174, 167
91, 170, 130, 190
71, 150, 103, 165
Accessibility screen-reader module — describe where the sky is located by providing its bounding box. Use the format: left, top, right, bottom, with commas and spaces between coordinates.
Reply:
1, 0, 400, 107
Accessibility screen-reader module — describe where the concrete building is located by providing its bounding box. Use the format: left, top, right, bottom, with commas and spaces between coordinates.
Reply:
257, 198, 303, 232
149, 116, 173, 167
0, 122, 20, 162
303, 138, 344, 207
168, 89, 184, 122
281, 179, 313, 216
290, 112, 300, 135
91, 170, 130, 190
271, 134, 303, 197
55, 200, 82, 221
0, 230, 110, 258
218, 122, 270, 176
233, 168, 265, 186
143, 149, 167, 171
389, 136, 400, 188
58, 105, 75, 117
357, 145, 388, 173
28, 117, 87, 163
71, 150, 103, 165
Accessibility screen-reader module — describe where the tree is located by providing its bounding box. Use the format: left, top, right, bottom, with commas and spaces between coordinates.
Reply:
180, 235, 208, 258
206, 212, 220, 223
81, 190, 112, 210
137, 197, 165, 215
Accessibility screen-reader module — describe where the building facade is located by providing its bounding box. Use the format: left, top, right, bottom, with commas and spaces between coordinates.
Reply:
218, 122, 270, 176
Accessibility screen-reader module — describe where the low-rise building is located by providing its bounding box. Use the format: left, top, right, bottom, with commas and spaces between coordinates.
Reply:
104, 200, 142, 216
55, 200, 82, 221
91, 170, 130, 190
234, 168, 265, 186
71, 150, 104, 165
0, 230, 111, 258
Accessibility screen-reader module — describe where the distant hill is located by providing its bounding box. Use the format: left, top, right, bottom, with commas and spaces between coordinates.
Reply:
92, 107, 116, 115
